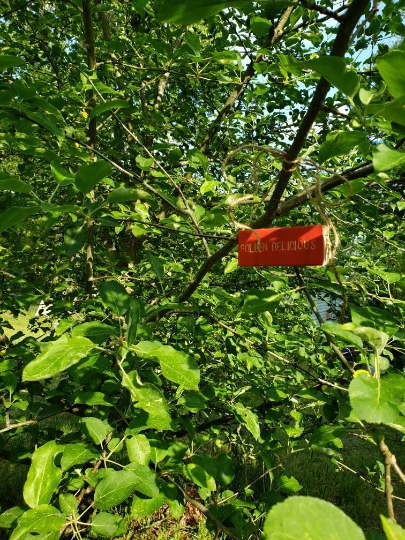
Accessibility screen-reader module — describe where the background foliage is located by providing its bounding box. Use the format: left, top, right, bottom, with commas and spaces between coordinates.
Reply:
0, 0, 404, 539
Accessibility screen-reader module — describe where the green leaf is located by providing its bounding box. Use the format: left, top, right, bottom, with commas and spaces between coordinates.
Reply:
59, 493, 78, 516
318, 131, 368, 164
99, 280, 130, 315
216, 454, 235, 485
309, 425, 346, 448
349, 374, 405, 427
10, 506, 65, 540
41, 203, 81, 214
146, 253, 164, 279
94, 470, 139, 510
350, 305, 398, 338
182, 463, 216, 492
136, 155, 155, 171
0, 507, 25, 528
71, 321, 119, 344
0, 206, 40, 234
131, 493, 165, 519
224, 258, 238, 274
241, 289, 284, 314
121, 371, 173, 431
304, 57, 360, 99
178, 391, 207, 412
277, 475, 303, 494
64, 227, 87, 256
89, 100, 129, 120
376, 51, 405, 98
61, 443, 100, 471
320, 322, 363, 349
126, 299, 142, 346
75, 160, 112, 194
159, 0, 249, 24
373, 144, 405, 173
264, 496, 366, 539
372, 95, 405, 128
23, 441, 63, 508
126, 463, 160, 497
0, 178, 33, 193
80, 417, 112, 445
126, 435, 151, 465
134, 342, 200, 389
22, 335, 94, 381
233, 402, 260, 440
50, 160, 74, 186
91, 512, 119, 538
22, 110, 64, 138
107, 187, 153, 204
381, 516, 405, 540
0, 55, 24, 70
73, 391, 114, 406
348, 326, 389, 355
250, 16, 272, 36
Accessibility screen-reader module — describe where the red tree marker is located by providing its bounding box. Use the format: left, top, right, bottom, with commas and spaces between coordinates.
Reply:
238, 225, 329, 267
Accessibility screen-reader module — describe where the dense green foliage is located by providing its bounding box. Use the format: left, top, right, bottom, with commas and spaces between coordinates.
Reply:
0, 0, 404, 538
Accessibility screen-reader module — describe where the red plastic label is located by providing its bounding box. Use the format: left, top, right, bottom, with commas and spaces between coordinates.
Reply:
238, 225, 327, 267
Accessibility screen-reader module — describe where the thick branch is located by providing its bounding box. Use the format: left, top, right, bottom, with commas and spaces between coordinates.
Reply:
256, 0, 370, 229
177, 0, 371, 303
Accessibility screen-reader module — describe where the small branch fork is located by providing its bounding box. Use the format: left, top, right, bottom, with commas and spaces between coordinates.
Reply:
379, 439, 405, 522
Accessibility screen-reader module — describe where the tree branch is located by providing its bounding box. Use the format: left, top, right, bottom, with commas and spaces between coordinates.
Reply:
299, 0, 345, 21
380, 440, 396, 522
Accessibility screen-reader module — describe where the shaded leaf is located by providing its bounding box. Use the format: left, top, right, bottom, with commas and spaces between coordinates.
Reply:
241, 289, 283, 314
75, 160, 112, 194
0, 55, 24, 70
99, 280, 130, 315
0, 206, 40, 234
0, 178, 33, 194
89, 100, 129, 120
